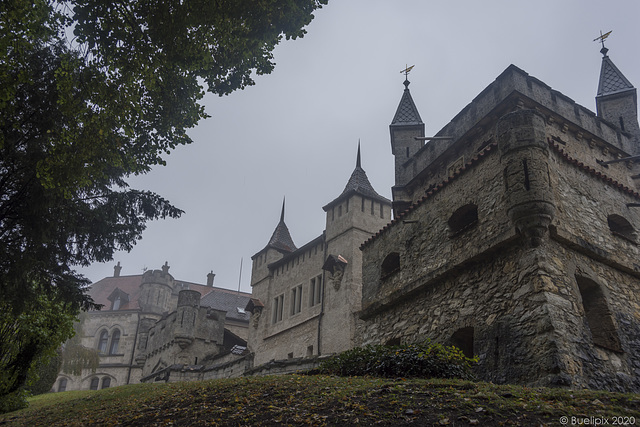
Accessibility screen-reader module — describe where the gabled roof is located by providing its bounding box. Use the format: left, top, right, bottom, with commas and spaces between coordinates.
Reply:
323, 145, 390, 210
264, 199, 297, 253
597, 48, 635, 97
88, 272, 251, 323
391, 80, 423, 126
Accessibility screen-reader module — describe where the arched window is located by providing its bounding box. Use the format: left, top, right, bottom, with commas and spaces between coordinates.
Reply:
576, 276, 622, 352
109, 329, 120, 355
450, 327, 474, 358
607, 214, 635, 242
98, 330, 109, 354
381, 252, 400, 279
89, 377, 99, 390
57, 378, 67, 392
448, 204, 478, 236
101, 377, 111, 389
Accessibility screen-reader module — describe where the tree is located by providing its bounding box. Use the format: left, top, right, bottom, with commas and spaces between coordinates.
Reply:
0, 292, 76, 412
0, 0, 326, 411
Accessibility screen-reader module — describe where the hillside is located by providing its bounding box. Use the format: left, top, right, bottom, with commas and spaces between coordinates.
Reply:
2, 375, 639, 426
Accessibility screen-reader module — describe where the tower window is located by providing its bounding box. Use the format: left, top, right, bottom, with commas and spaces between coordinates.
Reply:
448, 204, 478, 236
272, 294, 284, 324
607, 214, 635, 242
620, 116, 625, 131
576, 276, 622, 352
290, 285, 302, 315
381, 252, 400, 279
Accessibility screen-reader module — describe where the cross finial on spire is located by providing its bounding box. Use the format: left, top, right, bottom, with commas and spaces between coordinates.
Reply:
594, 30, 612, 56
280, 197, 286, 223
356, 140, 362, 169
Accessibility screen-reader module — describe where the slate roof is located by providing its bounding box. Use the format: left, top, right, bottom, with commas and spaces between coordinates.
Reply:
200, 289, 251, 322
391, 80, 423, 126
597, 49, 635, 97
323, 146, 390, 210
87, 272, 251, 323
265, 200, 297, 253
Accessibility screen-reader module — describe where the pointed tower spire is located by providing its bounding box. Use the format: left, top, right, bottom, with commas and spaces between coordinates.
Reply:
391, 78, 423, 126
323, 144, 390, 211
390, 69, 425, 190
594, 40, 639, 141
266, 198, 297, 253
280, 197, 285, 223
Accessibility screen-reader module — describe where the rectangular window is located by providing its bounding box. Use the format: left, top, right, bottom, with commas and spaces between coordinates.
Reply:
380, 204, 384, 218
309, 275, 323, 307
291, 285, 303, 315
272, 294, 284, 324
338, 205, 342, 217
371, 200, 374, 215
346, 199, 349, 213
361, 197, 365, 212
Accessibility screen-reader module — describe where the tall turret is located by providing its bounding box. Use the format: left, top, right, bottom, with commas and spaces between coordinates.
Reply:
138, 262, 174, 314
250, 199, 297, 285
595, 44, 640, 149
390, 78, 425, 186
323, 144, 392, 241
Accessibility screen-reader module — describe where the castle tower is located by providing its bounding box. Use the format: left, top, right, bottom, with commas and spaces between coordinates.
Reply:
138, 262, 174, 314
250, 199, 297, 286
390, 78, 425, 215
596, 45, 640, 150
321, 145, 391, 353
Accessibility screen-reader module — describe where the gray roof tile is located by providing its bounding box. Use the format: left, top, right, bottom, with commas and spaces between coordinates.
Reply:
597, 52, 635, 97
391, 80, 423, 125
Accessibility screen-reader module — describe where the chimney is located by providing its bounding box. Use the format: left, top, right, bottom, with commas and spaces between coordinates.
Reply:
114, 261, 122, 277
207, 271, 215, 287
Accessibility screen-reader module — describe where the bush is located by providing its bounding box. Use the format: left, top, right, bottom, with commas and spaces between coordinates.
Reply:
316, 341, 477, 380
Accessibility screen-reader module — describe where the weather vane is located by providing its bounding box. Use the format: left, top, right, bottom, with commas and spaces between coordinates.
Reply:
400, 64, 415, 80
593, 30, 612, 50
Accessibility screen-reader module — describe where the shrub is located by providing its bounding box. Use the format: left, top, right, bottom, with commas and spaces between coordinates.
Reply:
316, 341, 477, 380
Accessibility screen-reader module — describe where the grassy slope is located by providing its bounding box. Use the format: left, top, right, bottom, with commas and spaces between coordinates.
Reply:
2, 376, 640, 426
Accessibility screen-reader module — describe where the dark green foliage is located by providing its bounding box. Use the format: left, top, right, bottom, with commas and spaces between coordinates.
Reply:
26, 352, 62, 396
316, 341, 478, 380
1, 0, 325, 411
0, 293, 76, 412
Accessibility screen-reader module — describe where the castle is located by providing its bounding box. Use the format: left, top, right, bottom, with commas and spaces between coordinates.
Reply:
247, 44, 640, 391
356, 46, 640, 391
54, 263, 251, 392
56, 43, 640, 392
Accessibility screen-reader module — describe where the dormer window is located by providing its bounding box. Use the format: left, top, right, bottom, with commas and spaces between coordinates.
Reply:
108, 288, 129, 311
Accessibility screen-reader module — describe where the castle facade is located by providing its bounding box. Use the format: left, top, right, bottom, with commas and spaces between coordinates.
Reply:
54, 263, 251, 392
358, 47, 640, 391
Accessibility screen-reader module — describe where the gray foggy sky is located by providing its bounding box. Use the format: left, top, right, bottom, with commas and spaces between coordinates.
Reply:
79, 0, 640, 292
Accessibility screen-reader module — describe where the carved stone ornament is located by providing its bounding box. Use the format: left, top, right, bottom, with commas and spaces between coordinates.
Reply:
252, 307, 262, 328
322, 254, 348, 291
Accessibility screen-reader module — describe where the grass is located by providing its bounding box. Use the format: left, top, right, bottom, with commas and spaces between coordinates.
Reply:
1, 375, 640, 426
